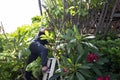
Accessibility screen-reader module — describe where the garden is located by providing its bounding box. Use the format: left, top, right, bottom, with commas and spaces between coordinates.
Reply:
0, 0, 120, 80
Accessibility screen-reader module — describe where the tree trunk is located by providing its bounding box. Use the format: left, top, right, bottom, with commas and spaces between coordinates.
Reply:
104, 0, 118, 37
95, 0, 108, 34
38, 0, 42, 15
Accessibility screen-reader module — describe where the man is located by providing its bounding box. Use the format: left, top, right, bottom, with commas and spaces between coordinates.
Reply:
25, 27, 52, 80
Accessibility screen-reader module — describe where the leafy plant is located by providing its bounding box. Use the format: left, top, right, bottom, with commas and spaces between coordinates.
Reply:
49, 26, 109, 80
0, 23, 40, 80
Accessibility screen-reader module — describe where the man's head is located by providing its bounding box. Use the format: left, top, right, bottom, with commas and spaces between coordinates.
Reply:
40, 27, 54, 32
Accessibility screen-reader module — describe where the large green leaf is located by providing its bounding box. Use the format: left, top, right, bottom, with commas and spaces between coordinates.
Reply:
76, 43, 84, 63
78, 69, 91, 78
80, 65, 91, 69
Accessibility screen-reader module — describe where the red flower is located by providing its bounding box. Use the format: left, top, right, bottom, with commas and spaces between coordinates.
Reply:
96, 77, 104, 80
87, 53, 99, 62
96, 76, 110, 80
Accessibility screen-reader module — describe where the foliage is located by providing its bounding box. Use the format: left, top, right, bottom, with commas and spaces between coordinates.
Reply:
0, 35, 4, 52
91, 38, 120, 75
43, 0, 88, 31
90, 0, 104, 8
26, 58, 42, 80
43, 0, 119, 36
31, 15, 42, 23
0, 22, 41, 79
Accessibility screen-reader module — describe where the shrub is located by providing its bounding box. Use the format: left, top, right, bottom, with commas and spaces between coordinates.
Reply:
91, 38, 120, 78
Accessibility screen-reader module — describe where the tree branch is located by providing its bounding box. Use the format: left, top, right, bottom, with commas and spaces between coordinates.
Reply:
0, 21, 8, 40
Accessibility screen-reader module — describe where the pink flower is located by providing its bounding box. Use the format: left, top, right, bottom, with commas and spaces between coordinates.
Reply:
96, 76, 110, 80
87, 53, 99, 62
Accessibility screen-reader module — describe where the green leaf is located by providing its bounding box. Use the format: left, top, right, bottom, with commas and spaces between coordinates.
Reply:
82, 42, 98, 50
92, 66, 102, 76
70, 39, 76, 43
78, 69, 91, 78
96, 60, 104, 65
69, 6, 76, 16
76, 72, 85, 80
96, 58, 109, 65
45, 30, 49, 37
69, 74, 74, 80
76, 44, 84, 63
73, 25, 79, 34
67, 58, 73, 64
49, 73, 61, 80
73, 26, 81, 40
77, 43, 84, 54
80, 65, 91, 69
40, 35, 47, 40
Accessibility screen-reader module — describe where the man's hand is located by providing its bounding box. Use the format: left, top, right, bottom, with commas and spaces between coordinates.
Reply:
48, 43, 54, 46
